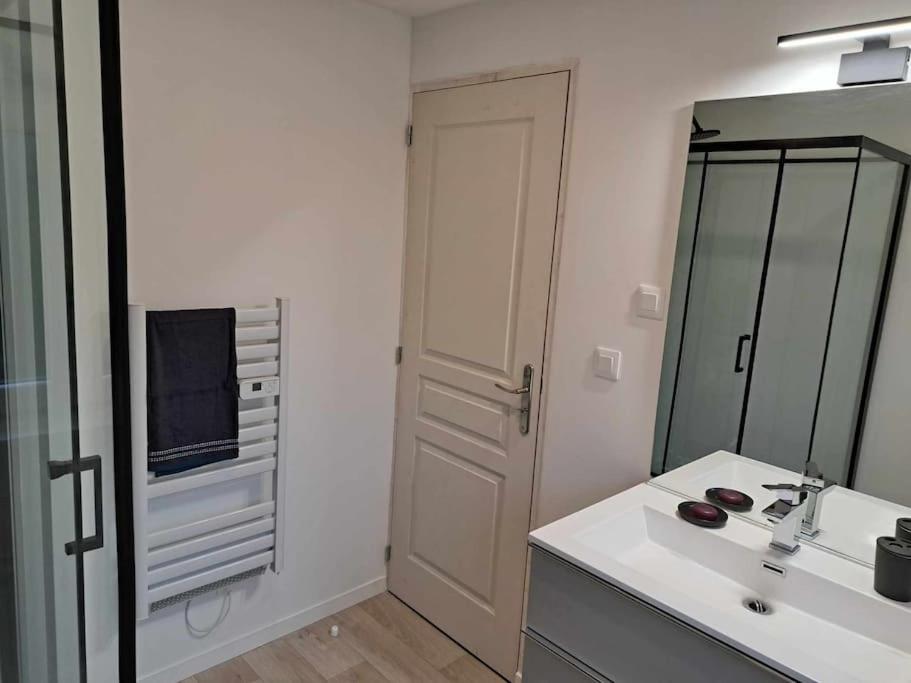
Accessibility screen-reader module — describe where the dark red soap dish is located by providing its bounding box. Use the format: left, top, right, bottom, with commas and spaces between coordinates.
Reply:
705, 487, 754, 513
677, 501, 728, 528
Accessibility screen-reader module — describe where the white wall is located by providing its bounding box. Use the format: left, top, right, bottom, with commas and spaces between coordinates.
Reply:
412, 0, 911, 526
120, 1, 410, 680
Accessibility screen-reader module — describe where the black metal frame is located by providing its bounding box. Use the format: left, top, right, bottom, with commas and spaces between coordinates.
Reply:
691, 135, 911, 165
97, 0, 136, 679
659, 135, 910, 482
98, 0, 136, 681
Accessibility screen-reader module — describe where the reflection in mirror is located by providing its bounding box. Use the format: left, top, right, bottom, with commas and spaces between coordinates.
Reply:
652, 84, 911, 566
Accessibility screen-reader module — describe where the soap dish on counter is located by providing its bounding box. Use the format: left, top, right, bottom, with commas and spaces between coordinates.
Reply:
705, 487, 754, 513
677, 501, 728, 529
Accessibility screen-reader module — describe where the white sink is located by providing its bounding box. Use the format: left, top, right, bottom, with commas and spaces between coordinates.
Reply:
651, 450, 911, 565
531, 483, 911, 682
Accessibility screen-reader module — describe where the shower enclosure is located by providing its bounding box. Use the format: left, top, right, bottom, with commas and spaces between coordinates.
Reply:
653, 137, 910, 486
1, 2, 121, 681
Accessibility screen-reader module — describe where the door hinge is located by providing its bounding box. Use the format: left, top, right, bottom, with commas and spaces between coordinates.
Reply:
395, 346, 403, 365
406, 124, 413, 147
385, 545, 392, 562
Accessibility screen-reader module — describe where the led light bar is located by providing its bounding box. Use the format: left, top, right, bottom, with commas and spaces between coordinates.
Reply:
778, 15, 911, 49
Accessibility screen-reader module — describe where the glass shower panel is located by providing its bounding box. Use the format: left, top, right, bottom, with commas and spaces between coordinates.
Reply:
814, 154, 904, 485
0, 2, 118, 681
652, 154, 704, 472
1, 3, 94, 680
664, 159, 778, 471
740, 161, 856, 471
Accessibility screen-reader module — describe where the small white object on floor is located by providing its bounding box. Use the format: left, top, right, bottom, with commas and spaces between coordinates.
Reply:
330, 624, 339, 638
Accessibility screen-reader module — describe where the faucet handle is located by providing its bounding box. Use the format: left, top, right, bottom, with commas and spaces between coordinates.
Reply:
762, 483, 808, 506
802, 461, 835, 491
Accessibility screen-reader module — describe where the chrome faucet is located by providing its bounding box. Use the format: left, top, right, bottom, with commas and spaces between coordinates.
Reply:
799, 461, 835, 539
762, 483, 809, 555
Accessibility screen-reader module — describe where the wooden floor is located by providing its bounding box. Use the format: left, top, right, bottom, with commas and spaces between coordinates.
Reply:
183, 592, 504, 683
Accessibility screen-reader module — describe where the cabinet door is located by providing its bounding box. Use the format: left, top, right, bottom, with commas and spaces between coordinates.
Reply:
522, 633, 605, 683
525, 548, 791, 683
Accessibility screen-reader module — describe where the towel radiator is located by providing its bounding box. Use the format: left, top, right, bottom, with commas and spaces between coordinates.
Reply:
129, 299, 290, 620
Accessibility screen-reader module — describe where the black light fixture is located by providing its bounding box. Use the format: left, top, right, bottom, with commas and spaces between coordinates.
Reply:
778, 15, 911, 87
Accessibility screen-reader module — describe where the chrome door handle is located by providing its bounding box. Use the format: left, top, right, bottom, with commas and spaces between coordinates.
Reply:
494, 383, 529, 395
494, 364, 534, 435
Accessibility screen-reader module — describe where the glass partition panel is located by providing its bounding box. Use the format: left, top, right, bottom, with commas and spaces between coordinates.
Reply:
0, 9, 80, 681
0, 2, 119, 680
652, 154, 704, 471
740, 161, 856, 471
663, 159, 778, 471
827, 156, 906, 490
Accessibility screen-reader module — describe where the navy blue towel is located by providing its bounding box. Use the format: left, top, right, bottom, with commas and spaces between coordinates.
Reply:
146, 308, 239, 476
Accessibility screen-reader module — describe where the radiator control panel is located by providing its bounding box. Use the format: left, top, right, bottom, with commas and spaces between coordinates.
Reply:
239, 377, 280, 400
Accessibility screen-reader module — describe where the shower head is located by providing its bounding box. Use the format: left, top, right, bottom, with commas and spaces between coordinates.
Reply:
692, 117, 721, 141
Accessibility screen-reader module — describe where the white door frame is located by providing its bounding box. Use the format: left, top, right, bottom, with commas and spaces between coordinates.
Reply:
388, 58, 578, 584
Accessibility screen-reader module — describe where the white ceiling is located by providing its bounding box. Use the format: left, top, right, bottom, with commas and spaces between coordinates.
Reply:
362, 0, 483, 17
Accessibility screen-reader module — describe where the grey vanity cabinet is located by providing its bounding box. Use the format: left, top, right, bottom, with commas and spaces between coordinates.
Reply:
522, 547, 793, 683
523, 633, 607, 682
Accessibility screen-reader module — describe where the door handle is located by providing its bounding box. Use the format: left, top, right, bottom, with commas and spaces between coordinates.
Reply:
49, 455, 104, 556
735, 334, 751, 374
494, 383, 530, 395
494, 364, 534, 435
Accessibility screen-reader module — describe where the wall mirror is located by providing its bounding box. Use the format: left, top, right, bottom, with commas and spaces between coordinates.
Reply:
651, 83, 911, 566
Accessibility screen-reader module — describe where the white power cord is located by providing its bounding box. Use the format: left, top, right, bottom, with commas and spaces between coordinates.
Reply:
185, 589, 232, 638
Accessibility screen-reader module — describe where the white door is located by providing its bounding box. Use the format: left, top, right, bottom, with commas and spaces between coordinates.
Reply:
388, 71, 569, 678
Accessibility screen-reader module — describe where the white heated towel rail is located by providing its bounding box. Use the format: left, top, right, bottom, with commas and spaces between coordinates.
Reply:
130, 299, 290, 620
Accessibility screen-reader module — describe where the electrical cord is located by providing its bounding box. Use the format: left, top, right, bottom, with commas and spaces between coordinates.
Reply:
185, 589, 232, 638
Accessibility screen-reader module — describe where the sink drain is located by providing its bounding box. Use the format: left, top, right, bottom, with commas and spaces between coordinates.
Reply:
743, 598, 772, 615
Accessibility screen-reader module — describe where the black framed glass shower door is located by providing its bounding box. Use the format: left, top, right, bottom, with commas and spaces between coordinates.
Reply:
663, 150, 779, 469
1, 1, 119, 681
657, 137, 911, 484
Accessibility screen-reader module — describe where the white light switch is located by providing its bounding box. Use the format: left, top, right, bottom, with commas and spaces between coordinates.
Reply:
593, 347, 622, 381
636, 284, 664, 320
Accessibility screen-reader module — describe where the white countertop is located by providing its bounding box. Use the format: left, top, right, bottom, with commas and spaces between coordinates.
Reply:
651, 450, 911, 566
529, 482, 911, 683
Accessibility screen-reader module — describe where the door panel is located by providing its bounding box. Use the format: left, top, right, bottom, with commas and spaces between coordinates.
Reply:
389, 71, 569, 679
410, 440, 501, 602
740, 162, 855, 471
664, 161, 778, 471
421, 117, 531, 375
0, 1, 118, 680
